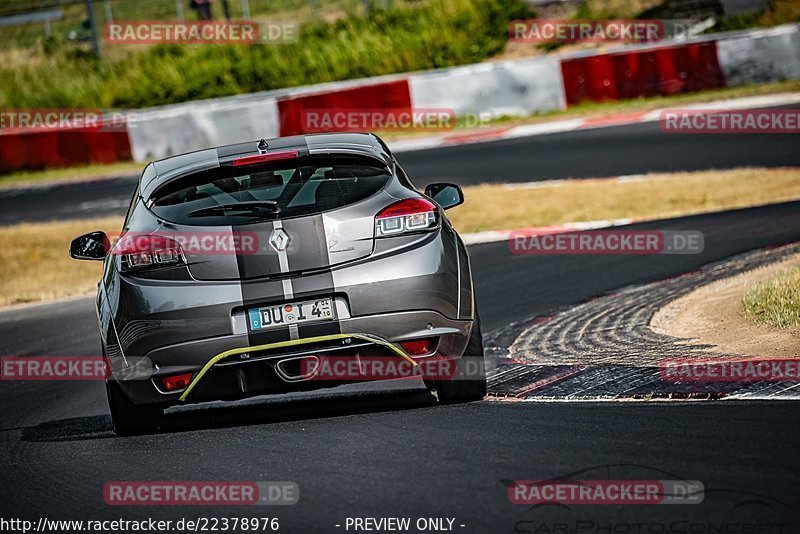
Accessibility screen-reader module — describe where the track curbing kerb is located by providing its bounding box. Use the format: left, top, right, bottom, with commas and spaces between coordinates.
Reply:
485, 242, 800, 401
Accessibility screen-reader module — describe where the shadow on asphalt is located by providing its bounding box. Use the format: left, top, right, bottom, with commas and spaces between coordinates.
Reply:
17, 387, 439, 442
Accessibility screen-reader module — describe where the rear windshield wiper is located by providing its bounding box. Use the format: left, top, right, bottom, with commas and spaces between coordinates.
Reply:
188, 201, 281, 218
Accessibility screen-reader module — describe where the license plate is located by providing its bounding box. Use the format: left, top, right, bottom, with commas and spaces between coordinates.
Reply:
248, 298, 335, 331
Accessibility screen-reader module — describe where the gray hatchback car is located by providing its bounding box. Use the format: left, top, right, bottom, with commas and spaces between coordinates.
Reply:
70, 133, 485, 435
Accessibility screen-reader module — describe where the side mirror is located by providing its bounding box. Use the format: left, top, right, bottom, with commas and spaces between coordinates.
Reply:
424, 183, 464, 210
70, 231, 110, 261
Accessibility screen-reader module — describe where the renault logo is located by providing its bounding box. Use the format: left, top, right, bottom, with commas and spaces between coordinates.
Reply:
269, 228, 290, 252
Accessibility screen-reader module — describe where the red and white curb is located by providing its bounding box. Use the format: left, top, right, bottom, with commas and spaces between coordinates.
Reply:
390, 92, 800, 153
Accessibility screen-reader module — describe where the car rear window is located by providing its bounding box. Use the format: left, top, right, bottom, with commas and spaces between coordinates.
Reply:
148, 155, 392, 226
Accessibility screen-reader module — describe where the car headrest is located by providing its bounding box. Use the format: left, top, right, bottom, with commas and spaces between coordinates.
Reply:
248, 171, 283, 189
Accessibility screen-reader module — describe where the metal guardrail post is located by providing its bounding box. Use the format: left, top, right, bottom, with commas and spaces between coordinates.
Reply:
175, 0, 185, 21
85, 0, 101, 56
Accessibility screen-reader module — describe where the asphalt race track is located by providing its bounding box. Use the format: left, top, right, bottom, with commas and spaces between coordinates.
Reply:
2, 121, 800, 530
2, 197, 800, 530
2, 111, 800, 225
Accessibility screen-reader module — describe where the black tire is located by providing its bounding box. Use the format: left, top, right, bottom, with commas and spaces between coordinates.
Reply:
106, 379, 163, 436
432, 309, 487, 404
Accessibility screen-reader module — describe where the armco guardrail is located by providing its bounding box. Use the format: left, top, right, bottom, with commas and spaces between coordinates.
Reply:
1, 23, 798, 173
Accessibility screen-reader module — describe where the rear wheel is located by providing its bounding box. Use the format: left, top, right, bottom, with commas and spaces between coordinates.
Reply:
106, 379, 163, 436
431, 309, 487, 404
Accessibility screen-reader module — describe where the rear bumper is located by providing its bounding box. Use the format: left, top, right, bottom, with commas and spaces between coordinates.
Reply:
100, 226, 473, 372
112, 309, 472, 406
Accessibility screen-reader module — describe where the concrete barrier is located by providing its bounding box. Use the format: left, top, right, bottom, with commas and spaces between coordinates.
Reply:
127, 97, 280, 162
408, 56, 566, 118
1, 24, 798, 173
716, 24, 800, 86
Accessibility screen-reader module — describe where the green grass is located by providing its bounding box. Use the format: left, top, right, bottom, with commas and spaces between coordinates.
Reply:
0, 0, 530, 109
711, 0, 800, 33
0, 161, 143, 188
0, 0, 367, 52
743, 267, 800, 328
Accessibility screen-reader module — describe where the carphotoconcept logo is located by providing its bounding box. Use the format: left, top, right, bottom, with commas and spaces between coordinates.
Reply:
507, 465, 793, 533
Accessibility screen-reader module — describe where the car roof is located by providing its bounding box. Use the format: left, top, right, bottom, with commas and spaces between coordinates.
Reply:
140, 132, 394, 201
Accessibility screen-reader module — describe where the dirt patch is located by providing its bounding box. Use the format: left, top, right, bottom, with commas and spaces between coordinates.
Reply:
651, 255, 800, 358
0, 216, 122, 307
3, 167, 800, 308
448, 167, 800, 234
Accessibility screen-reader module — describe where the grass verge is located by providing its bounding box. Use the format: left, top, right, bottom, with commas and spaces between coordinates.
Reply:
0, 217, 121, 307
446, 167, 800, 233
2, 166, 799, 307
710, 0, 800, 33
743, 267, 800, 328
0, 161, 144, 189
0, 0, 528, 109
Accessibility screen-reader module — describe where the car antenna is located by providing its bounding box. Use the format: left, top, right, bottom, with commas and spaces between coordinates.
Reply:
257, 139, 269, 154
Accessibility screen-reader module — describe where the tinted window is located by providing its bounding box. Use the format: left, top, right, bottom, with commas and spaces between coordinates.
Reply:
149, 156, 392, 226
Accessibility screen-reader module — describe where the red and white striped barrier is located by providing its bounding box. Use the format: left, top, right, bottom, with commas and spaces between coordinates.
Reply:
1, 24, 798, 172
0, 125, 131, 175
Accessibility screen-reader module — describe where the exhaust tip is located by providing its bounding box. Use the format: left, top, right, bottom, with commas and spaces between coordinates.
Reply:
274, 355, 320, 382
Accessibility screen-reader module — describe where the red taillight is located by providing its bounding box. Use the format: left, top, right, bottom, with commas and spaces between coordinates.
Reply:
232, 150, 300, 167
113, 233, 185, 271
161, 373, 193, 392
375, 198, 439, 237
399, 337, 438, 356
